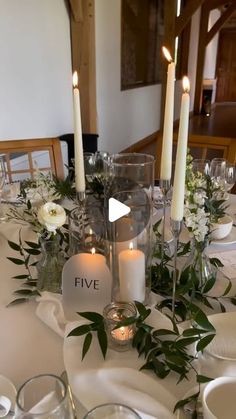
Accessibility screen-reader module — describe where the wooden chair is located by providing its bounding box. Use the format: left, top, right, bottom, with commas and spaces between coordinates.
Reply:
0, 138, 64, 182
155, 133, 236, 178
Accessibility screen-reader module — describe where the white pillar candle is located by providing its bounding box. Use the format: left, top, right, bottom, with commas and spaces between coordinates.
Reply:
72, 71, 86, 193
171, 76, 190, 221
118, 243, 145, 302
160, 46, 176, 181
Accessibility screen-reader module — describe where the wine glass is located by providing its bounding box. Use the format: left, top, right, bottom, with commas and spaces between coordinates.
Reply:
0, 155, 6, 222
224, 163, 236, 197
15, 374, 74, 418
210, 158, 226, 194
192, 159, 210, 175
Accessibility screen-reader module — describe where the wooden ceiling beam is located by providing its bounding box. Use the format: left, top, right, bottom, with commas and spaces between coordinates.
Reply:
67, 0, 97, 134
206, 2, 236, 44
205, 0, 234, 11
175, 0, 206, 37
194, 3, 209, 114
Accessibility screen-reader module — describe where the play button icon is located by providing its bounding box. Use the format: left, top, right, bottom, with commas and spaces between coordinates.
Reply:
108, 197, 131, 222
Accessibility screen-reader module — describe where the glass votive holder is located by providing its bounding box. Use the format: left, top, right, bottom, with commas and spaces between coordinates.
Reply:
103, 302, 137, 352
83, 403, 141, 419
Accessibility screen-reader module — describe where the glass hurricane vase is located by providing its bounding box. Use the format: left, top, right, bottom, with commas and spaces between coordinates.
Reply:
37, 234, 65, 293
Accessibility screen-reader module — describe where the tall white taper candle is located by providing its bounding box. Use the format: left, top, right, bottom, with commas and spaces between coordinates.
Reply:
160, 46, 176, 181
73, 71, 86, 193
171, 76, 190, 221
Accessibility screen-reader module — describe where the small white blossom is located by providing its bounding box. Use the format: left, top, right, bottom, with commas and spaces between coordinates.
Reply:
38, 202, 66, 233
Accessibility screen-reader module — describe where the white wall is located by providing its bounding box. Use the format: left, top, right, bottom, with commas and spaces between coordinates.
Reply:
204, 9, 220, 80
188, 7, 201, 112
0, 0, 73, 140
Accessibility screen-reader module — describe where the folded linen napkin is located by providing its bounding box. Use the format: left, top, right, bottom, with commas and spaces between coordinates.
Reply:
36, 293, 177, 418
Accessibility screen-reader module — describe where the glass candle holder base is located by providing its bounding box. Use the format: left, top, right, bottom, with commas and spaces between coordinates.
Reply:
103, 302, 137, 352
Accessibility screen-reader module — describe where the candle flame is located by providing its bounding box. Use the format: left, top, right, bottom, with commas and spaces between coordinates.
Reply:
89, 228, 93, 235
91, 247, 96, 255
129, 242, 134, 251
72, 71, 78, 88
182, 76, 190, 93
162, 46, 173, 63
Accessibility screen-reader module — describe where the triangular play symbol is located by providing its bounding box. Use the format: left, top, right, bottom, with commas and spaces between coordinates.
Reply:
108, 197, 131, 222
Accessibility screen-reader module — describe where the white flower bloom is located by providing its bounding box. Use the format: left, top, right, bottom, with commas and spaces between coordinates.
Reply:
38, 202, 66, 233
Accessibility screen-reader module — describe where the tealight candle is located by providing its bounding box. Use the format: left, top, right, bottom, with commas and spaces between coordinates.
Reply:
103, 302, 137, 351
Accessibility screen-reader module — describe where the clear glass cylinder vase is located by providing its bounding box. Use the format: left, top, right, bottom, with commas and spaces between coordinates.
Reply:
37, 235, 65, 293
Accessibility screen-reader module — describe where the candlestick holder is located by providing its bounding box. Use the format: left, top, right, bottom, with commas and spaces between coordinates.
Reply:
76, 190, 86, 205
159, 179, 171, 262
170, 219, 182, 318
103, 302, 137, 352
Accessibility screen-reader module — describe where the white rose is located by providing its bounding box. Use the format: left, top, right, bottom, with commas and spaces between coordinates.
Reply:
38, 202, 66, 233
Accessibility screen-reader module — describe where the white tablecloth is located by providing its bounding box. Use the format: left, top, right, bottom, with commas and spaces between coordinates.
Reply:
0, 196, 236, 418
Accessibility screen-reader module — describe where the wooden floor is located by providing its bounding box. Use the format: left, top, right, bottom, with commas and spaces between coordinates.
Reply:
137, 102, 236, 158
189, 102, 236, 138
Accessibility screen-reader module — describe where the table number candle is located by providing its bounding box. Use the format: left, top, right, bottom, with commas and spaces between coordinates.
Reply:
118, 242, 145, 302
72, 71, 86, 197
62, 247, 112, 319
171, 76, 190, 221
160, 46, 176, 181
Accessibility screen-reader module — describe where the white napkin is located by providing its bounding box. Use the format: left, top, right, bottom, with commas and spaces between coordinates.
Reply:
36, 293, 176, 418
36, 292, 66, 337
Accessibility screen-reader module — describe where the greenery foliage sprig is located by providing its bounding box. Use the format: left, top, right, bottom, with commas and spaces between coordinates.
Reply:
67, 302, 215, 416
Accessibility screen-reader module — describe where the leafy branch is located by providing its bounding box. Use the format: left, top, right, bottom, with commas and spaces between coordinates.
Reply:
7, 230, 41, 306
67, 302, 215, 415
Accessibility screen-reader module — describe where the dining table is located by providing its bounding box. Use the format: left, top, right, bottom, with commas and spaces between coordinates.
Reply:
1, 195, 236, 418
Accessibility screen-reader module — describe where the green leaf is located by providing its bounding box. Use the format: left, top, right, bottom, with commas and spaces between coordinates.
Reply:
12, 274, 29, 279
113, 316, 137, 329
7, 257, 25, 265
7, 298, 29, 306
175, 336, 200, 348
230, 297, 236, 305
153, 329, 178, 337
97, 327, 107, 359
202, 275, 216, 294
182, 328, 208, 337
196, 333, 215, 353
82, 332, 92, 360
77, 311, 104, 323
13, 289, 35, 295
222, 280, 232, 296
23, 281, 37, 287
8, 240, 21, 251
67, 324, 91, 337
197, 374, 213, 383
23, 248, 41, 255
24, 240, 41, 249
174, 392, 199, 413
189, 304, 215, 331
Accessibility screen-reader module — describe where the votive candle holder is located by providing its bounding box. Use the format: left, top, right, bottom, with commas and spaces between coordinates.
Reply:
103, 302, 137, 352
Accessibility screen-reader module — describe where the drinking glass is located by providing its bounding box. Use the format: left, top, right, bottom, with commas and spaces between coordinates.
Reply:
15, 374, 74, 418
0, 156, 7, 222
83, 403, 141, 419
224, 163, 236, 193
210, 158, 226, 183
192, 159, 210, 175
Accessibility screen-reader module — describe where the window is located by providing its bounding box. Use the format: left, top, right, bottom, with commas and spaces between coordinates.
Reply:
121, 0, 164, 89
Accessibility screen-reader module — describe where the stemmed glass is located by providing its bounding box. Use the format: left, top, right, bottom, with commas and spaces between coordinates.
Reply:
210, 158, 226, 198
224, 162, 236, 196
192, 159, 210, 175
0, 156, 6, 222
